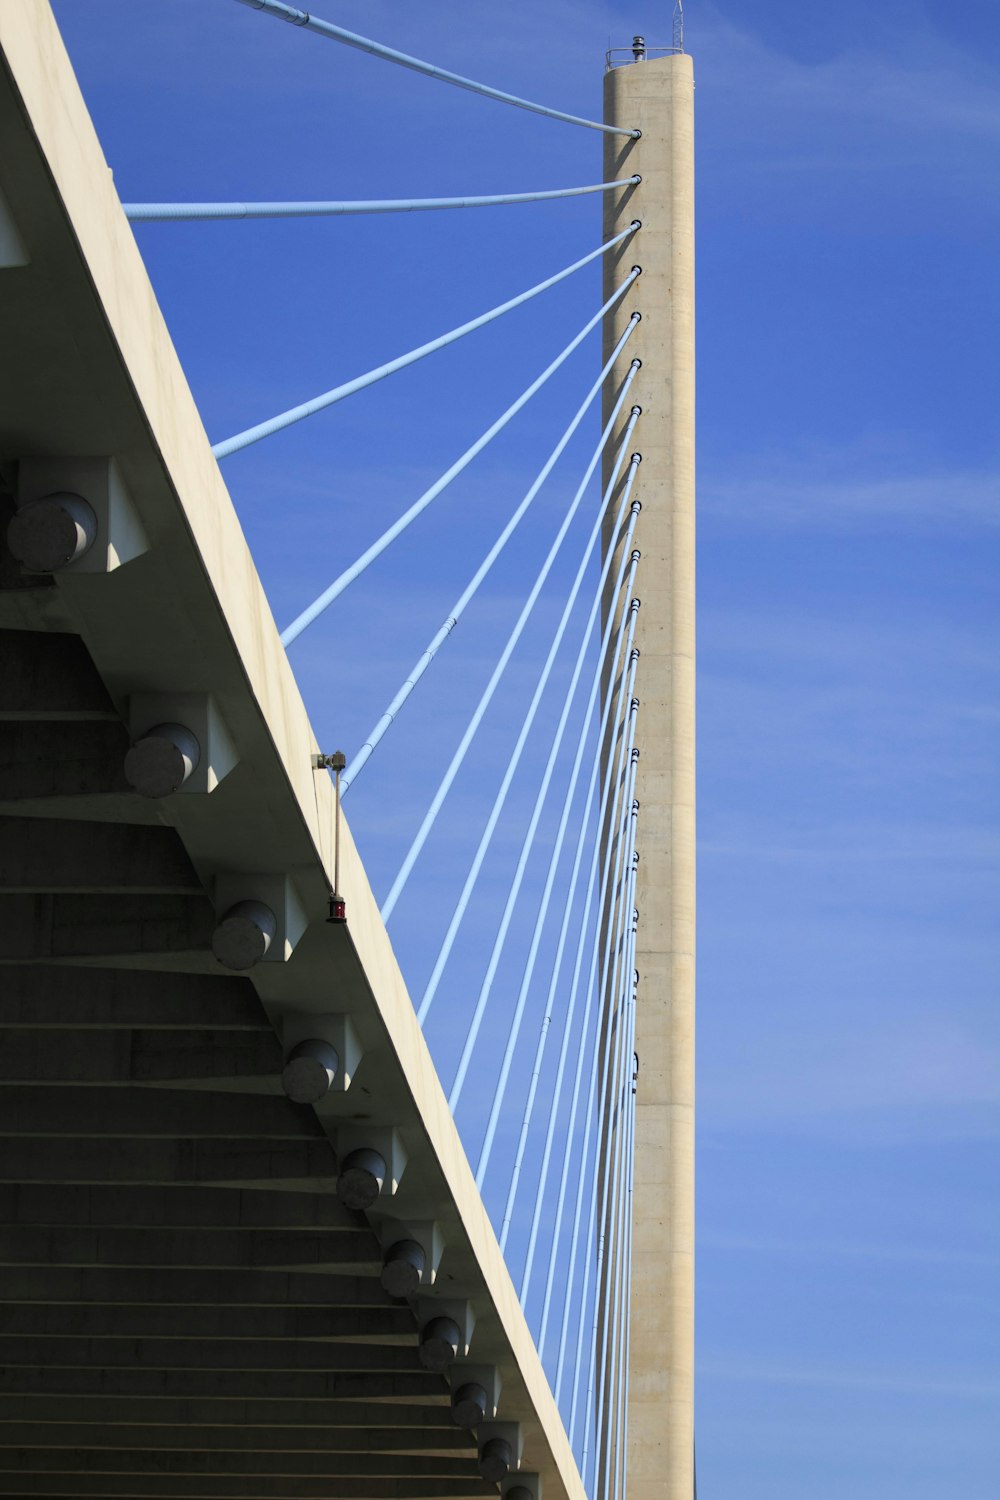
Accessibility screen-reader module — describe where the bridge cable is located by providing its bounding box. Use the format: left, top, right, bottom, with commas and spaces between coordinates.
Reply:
516, 577, 640, 1299
378, 315, 640, 924
551, 785, 638, 1457
283, 276, 640, 655
498, 499, 641, 1251
555, 706, 640, 1402
541, 673, 639, 1368
564, 877, 634, 1460
616, 1059, 639, 1500
473, 438, 642, 1188
577, 841, 638, 1464
211, 222, 638, 460
125, 177, 642, 222
437, 392, 641, 1116
604, 935, 639, 1500
233, 0, 641, 139
607, 920, 640, 1496
338, 354, 636, 792
413, 390, 638, 1023
597, 919, 639, 1498
588, 909, 637, 1491
581, 807, 640, 1478
571, 788, 639, 1459
479, 444, 644, 1194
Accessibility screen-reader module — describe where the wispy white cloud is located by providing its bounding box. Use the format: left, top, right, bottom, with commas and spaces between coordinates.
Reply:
698, 1354, 1000, 1401
701, 461, 1000, 531
700, 822, 1000, 867
699, 1017, 1000, 1137
698, 1228, 995, 1269
697, 4, 1000, 156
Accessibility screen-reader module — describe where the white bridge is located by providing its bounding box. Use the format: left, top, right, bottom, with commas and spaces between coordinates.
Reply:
0, 6, 694, 1498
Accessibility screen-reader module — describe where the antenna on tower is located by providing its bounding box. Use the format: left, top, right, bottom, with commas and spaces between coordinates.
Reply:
673, 0, 685, 53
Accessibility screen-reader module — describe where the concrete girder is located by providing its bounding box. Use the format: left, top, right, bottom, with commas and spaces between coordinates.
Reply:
0, 816, 201, 892
0, 1184, 361, 1230
0, 1087, 325, 1139
0, 892, 215, 961
0, 1302, 416, 1345
0, 630, 116, 719
0, 721, 130, 799
0, 1396, 456, 1429
0, 1450, 490, 1480
0, 1266, 397, 1308
0, 1477, 495, 1499
0, 1136, 339, 1187
0, 966, 267, 1029
0, 1423, 472, 1454
0, 1028, 284, 1086
0, 1227, 378, 1272
0, 1336, 438, 1373
0, 1367, 450, 1403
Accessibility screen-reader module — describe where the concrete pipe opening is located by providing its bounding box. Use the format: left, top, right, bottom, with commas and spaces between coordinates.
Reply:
6, 492, 97, 573
380, 1238, 426, 1298
282, 1038, 339, 1104
124, 722, 200, 798
211, 900, 276, 971
478, 1438, 514, 1483
418, 1315, 461, 1372
450, 1381, 488, 1429
336, 1147, 386, 1210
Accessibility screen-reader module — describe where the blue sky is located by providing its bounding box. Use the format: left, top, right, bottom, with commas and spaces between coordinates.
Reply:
50, 2, 999, 1496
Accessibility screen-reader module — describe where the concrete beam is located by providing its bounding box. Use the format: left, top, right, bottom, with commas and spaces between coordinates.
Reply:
0, 630, 115, 719
0, 1396, 455, 1428
0, 1027, 283, 1085
0, 1266, 396, 1308
0, 966, 267, 1029
0, 1085, 324, 1139
0, 1423, 470, 1453
0, 720, 129, 797
0, 1226, 378, 1271
0, 1367, 449, 1403
0, 1449, 484, 1479
0, 1135, 338, 1187
0, 892, 215, 960
0, 1476, 494, 1499
14, 455, 148, 575
0, 816, 201, 892
0, 1184, 360, 1231
0, 1335, 432, 1373
0, 1301, 415, 1345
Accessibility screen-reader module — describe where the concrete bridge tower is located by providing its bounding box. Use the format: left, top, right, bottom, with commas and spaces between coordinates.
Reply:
599, 43, 696, 1500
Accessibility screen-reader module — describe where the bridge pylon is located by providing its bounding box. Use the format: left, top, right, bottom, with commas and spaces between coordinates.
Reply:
598, 45, 695, 1500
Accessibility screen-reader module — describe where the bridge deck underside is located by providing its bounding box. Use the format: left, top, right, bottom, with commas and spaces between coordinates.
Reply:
0, 630, 492, 1500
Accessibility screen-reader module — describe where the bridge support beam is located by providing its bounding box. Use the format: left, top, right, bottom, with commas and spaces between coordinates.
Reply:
600, 48, 695, 1500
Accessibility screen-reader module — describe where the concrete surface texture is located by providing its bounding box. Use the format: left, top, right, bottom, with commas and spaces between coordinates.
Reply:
600, 51, 696, 1500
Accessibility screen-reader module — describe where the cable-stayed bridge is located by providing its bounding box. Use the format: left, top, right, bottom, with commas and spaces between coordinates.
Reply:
0, 4, 693, 1499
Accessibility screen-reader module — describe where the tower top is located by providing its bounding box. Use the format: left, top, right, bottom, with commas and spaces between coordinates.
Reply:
606, 8, 685, 71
